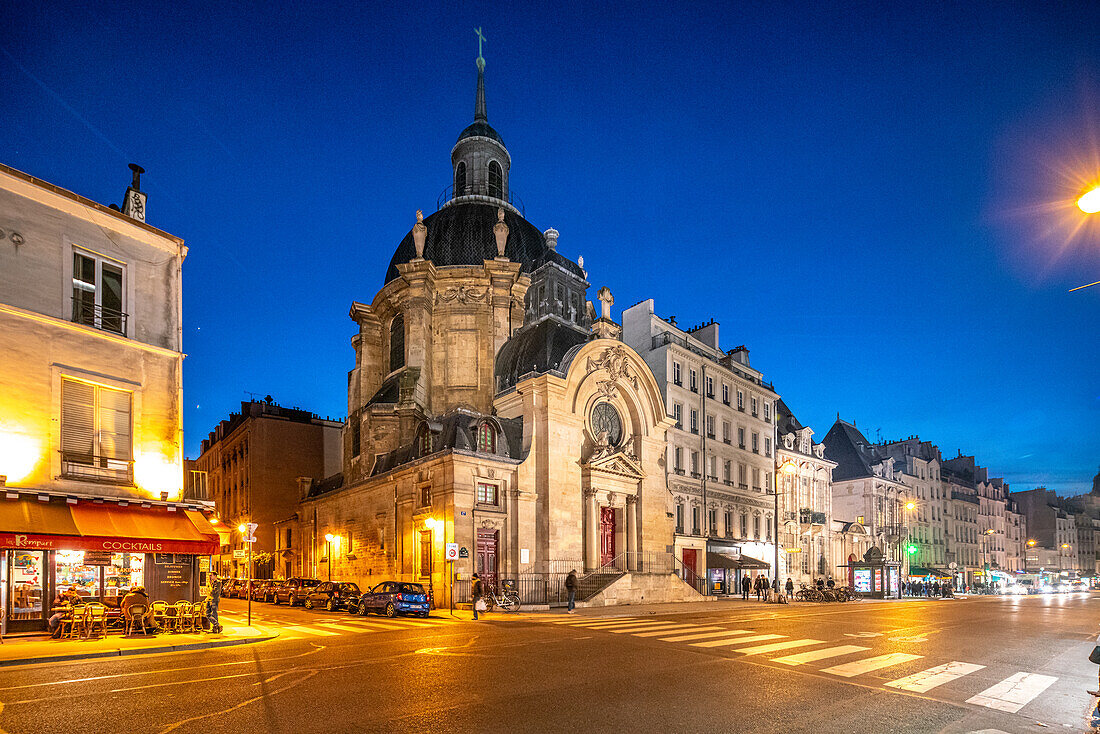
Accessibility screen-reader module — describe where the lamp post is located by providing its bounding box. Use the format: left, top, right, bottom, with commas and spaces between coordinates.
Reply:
324, 533, 337, 581
237, 523, 252, 627
777, 459, 795, 592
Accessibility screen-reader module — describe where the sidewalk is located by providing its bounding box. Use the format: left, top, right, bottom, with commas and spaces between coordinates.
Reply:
0, 622, 277, 667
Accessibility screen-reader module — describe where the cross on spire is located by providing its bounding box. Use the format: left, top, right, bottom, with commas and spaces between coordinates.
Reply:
474, 27, 486, 67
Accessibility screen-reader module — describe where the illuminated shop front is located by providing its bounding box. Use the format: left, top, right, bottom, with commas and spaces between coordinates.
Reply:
1, 493, 220, 633
842, 546, 901, 599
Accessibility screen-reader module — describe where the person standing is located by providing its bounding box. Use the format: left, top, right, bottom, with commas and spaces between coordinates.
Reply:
565, 569, 578, 614
785, 577, 794, 599
1088, 626, 1100, 696
471, 573, 483, 621
741, 574, 751, 601
206, 570, 223, 634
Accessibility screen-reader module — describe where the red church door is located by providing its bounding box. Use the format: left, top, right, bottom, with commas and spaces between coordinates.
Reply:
682, 548, 699, 578
600, 507, 616, 567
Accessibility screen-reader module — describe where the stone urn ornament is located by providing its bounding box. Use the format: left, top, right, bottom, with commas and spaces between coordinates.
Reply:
493, 207, 509, 258
412, 209, 427, 259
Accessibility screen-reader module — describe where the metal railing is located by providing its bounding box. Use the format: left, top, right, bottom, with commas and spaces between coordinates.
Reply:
61, 452, 134, 484
437, 178, 525, 216
72, 299, 127, 335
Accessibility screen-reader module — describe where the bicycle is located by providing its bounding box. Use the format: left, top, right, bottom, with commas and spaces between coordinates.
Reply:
480, 582, 522, 613
795, 585, 824, 602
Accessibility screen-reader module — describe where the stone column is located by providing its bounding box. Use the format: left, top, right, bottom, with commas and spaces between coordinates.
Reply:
626, 495, 638, 571
584, 489, 599, 572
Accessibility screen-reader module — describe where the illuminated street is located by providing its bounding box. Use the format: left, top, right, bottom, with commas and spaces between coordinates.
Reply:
0, 595, 1094, 733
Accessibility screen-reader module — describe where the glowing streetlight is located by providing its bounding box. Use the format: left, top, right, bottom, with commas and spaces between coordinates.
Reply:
1027, 539, 1036, 547
324, 533, 339, 581
1061, 543, 1071, 549
1078, 185, 1100, 214
905, 502, 916, 511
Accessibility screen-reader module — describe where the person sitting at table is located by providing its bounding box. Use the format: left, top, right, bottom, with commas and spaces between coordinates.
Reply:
120, 586, 157, 632
47, 591, 73, 638
63, 586, 83, 604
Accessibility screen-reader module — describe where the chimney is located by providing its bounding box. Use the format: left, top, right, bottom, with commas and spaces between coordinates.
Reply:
120, 163, 147, 222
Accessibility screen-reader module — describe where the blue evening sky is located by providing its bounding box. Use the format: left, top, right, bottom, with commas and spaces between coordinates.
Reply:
5, 3, 1099, 494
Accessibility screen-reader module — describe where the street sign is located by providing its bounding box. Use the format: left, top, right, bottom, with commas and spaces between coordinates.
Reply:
445, 543, 459, 561
458, 546, 469, 559
246, 522, 258, 535
243, 536, 256, 543
233, 549, 247, 559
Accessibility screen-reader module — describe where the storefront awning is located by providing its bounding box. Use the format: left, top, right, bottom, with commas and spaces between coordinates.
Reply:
708, 552, 770, 570
907, 566, 952, 579
0, 496, 220, 554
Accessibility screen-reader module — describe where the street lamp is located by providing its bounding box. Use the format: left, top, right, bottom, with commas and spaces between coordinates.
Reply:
324, 533, 338, 581
237, 523, 253, 626
777, 459, 797, 591
1078, 184, 1100, 214
902, 501, 917, 587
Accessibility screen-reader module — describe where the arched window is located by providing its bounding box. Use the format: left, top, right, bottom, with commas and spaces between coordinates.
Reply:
487, 160, 503, 199
418, 427, 432, 457
454, 161, 466, 197
477, 422, 496, 453
389, 314, 404, 372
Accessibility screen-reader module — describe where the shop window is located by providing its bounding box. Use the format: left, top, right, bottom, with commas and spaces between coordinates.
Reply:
61, 377, 133, 483
476, 481, 499, 506
11, 550, 44, 620
419, 530, 433, 577
477, 423, 496, 453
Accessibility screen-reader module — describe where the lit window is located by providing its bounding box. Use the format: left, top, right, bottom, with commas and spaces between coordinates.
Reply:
477, 423, 496, 453
419, 530, 432, 577
61, 378, 133, 483
476, 482, 499, 506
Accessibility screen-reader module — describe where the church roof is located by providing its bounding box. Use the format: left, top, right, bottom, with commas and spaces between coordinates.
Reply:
457, 120, 503, 145
495, 315, 590, 392
384, 202, 584, 284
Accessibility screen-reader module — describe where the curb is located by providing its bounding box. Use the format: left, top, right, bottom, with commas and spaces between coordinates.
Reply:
0, 633, 277, 668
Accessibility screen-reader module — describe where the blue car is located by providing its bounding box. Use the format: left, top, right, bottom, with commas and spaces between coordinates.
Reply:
355, 581, 429, 618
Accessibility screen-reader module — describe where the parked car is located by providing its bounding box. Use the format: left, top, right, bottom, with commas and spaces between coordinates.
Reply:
224, 579, 248, 598
272, 577, 321, 606
247, 580, 274, 601
258, 580, 283, 603
355, 581, 429, 617
304, 581, 361, 611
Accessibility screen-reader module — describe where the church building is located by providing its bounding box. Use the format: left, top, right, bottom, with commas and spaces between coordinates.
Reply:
277, 46, 700, 607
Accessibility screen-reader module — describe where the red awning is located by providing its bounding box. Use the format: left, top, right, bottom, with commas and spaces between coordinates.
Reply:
0, 497, 219, 554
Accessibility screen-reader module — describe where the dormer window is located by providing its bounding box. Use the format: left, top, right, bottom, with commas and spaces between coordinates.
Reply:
488, 160, 503, 198
455, 161, 467, 196
477, 422, 496, 453
418, 428, 433, 457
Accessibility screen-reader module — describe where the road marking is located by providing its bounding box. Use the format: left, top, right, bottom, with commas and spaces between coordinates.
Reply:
843, 632, 883, 638
315, 623, 371, 634
771, 645, 870, 666
820, 652, 923, 677
690, 634, 785, 648
280, 625, 340, 637
658, 629, 757, 643
578, 620, 657, 629
885, 662, 985, 693
887, 634, 929, 643
965, 672, 1058, 713
555, 618, 640, 625
734, 639, 825, 656
609, 623, 685, 634
632, 625, 723, 638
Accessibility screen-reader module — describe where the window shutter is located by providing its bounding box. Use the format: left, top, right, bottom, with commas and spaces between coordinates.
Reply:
61, 379, 95, 458
97, 387, 132, 460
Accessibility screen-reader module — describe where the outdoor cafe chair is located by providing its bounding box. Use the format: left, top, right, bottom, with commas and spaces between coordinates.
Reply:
84, 603, 108, 639
61, 604, 86, 639
171, 601, 192, 633
124, 604, 148, 636
150, 600, 169, 629
189, 602, 205, 633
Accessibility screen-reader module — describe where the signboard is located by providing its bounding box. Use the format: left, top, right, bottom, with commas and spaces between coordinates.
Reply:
82, 551, 113, 566
233, 549, 248, 559
520, 548, 530, 564
0, 533, 217, 554
458, 546, 469, 559
854, 569, 872, 593
445, 543, 459, 561
246, 523, 258, 535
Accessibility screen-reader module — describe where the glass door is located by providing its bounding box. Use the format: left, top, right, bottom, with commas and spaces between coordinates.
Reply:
8, 550, 46, 631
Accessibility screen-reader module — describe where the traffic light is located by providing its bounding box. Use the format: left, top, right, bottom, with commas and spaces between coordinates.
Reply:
906, 544, 918, 555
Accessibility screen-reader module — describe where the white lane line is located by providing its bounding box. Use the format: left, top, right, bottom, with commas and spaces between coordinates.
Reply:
690, 634, 785, 648
659, 629, 756, 643
734, 639, 825, 656
771, 645, 870, 666
632, 626, 723, 638
280, 625, 340, 637
555, 618, 640, 625
609, 623, 685, 634
579, 620, 657, 629
965, 672, 1058, 713
885, 662, 985, 693
316, 623, 371, 634
821, 652, 923, 678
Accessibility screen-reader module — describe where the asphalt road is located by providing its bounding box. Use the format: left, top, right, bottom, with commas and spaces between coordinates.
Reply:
0, 593, 1096, 734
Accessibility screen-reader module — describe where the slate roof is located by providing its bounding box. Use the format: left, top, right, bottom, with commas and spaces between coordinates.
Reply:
457, 120, 503, 145
775, 398, 804, 435
370, 409, 524, 477
495, 316, 590, 392
384, 202, 585, 284
306, 473, 345, 499
821, 420, 885, 482
365, 372, 401, 406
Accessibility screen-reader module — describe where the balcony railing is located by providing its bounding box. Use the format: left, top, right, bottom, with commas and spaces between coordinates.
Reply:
61, 452, 134, 484
437, 178, 525, 216
72, 299, 128, 336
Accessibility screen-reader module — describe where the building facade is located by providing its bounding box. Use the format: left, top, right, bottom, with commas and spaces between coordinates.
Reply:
0, 162, 220, 633
623, 300, 779, 593
195, 399, 341, 579
878, 438, 945, 577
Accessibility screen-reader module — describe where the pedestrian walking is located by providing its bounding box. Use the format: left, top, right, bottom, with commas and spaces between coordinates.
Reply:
933, 581, 941, 597
826, 577, 835, 589
206, 570, 223, 634
785, 577, 794, 598
1087, 625, 1100, 696
741, 573, 751, 600
565, 569, 578, 614
472, 573, 484, 620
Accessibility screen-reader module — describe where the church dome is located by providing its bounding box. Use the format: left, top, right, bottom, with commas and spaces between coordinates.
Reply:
495, 316, 590, 391
385, 202, 583, 284
457, 120, 504, 145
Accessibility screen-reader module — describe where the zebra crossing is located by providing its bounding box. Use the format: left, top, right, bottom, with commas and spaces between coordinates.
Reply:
220, 612, 457, 640
552, 616, 1067, 716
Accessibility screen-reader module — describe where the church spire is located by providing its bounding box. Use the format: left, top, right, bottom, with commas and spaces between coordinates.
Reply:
474, 27, 488, 122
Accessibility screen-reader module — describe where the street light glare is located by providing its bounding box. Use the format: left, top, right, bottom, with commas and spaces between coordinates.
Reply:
325, 533, 335, 542
1078, 185, 1100, 214
905, 502, 916, 511
237, 523, 246, 533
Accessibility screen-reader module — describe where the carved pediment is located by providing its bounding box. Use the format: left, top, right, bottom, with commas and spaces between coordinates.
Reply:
584, 450, 645, 479
586, 344, 638, 398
